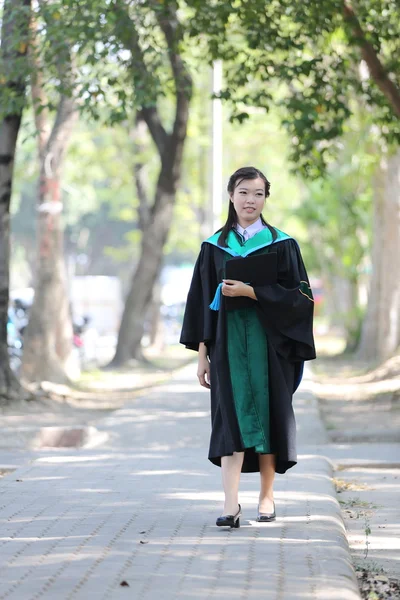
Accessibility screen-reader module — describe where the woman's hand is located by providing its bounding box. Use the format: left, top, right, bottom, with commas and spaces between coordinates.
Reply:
198, 342, 211, 389
197, 356, 211, 389
222, 279, 257, 300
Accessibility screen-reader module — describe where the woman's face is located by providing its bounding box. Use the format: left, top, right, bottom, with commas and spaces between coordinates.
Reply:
230, 177, 266, 226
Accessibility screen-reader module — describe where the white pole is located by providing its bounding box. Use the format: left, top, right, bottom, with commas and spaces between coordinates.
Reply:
212, 60, 223, 233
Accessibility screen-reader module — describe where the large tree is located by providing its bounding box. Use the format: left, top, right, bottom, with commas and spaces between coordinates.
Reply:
21, 7, 77, 383
187, 0, 400, 361
0, 0, 31, 403
107, 0, 193, 365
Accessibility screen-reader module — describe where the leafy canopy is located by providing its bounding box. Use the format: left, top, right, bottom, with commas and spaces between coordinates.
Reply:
185, 0, 400, 177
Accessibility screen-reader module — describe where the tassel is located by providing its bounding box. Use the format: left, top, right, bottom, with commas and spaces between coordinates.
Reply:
209, 282, 251, 311
209, 282, 223, 311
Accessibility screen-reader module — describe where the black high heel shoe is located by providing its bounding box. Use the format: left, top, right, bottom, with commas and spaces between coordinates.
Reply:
216, 504, 241, 528
256, 501, 276, 522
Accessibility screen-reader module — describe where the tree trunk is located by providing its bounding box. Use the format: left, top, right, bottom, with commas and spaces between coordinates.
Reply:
0, 115, 24, 403
111, 103, 190, 367
109, 2, 192, 367
357, 150, 400, 361
344, 275, 361, 352
147, 282, 164, 352
357, 166, 384, 361
378, 151, 400, 357
21, 95, 77, 383
0, 0, 31, 403
111, 189, 174, 365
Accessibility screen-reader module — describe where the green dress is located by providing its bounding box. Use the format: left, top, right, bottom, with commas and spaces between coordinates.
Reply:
227, 305, 271, 453
224, 233, 273, 454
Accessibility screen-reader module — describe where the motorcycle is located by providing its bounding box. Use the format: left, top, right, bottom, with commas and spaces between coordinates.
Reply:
7, 311, 23, 374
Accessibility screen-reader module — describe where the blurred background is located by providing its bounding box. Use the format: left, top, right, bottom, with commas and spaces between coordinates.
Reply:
1, 0, 399, 392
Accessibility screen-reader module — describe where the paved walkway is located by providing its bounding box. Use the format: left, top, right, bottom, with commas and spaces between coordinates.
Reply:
0, 365, 361, 599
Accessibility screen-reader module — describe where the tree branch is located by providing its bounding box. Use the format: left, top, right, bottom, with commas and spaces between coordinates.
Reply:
343, 1, 400, 118
112, 0, 168, 155
29, 12, 51, 161
40, 45, 77, 178
154, 2, 193, 143
30, 4, 77, 174
46, 94, 77, 167
131, 113, 150, 231
138, 107, 168, 156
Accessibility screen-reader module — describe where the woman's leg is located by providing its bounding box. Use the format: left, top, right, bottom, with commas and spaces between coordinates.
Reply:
259, 453, 276, 512
221, 452, 244, 515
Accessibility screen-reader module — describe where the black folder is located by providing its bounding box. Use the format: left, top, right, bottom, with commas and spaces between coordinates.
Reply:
224, 252, 278, 310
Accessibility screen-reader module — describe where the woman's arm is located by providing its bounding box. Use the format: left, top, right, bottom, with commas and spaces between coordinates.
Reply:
197, 342, 211, 389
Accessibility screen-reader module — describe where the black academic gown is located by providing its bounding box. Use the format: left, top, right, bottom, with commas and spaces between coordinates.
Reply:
179, 236, 316, 474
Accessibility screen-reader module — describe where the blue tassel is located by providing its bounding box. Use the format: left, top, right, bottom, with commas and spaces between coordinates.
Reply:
209, 281, 251, 311
209, 282, 223, 311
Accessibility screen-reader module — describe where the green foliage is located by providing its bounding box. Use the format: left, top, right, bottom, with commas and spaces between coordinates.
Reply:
26, 0, 193, 127
297, 106, 376, 273
0, 0, 31, 119
185, 0, 400, 177
1, 0, 190, 127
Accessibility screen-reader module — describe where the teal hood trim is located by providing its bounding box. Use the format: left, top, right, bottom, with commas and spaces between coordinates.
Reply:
204, 227, 292, 258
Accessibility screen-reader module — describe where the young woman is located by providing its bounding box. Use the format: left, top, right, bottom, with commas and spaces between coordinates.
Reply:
180, 166, 316, 528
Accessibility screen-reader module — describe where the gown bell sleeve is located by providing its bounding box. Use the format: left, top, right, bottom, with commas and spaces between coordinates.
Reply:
179, 243, 217, 352
253, 239, 316, 363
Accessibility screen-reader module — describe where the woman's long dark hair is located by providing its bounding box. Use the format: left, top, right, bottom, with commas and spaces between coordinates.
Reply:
216, 166, 276, 247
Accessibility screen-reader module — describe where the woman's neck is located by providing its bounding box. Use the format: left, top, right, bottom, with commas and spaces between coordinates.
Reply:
236, 216, 261, 229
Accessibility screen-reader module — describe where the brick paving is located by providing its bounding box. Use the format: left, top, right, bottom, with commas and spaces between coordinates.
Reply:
0, 366, 360, 599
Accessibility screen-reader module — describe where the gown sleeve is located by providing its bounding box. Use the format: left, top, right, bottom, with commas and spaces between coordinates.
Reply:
253, 239, 316, 362
179, 242, 217, 352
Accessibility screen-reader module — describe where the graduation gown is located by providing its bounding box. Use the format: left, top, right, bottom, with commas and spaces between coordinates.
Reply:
179, 227, 316, 474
